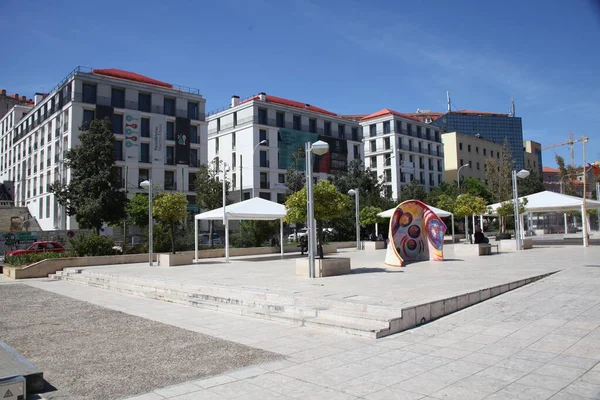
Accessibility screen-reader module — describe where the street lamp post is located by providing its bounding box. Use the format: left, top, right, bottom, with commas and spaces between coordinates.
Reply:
140, 180, 153, 266
252, 140, 268, 198
457, 164, 470, 242
348, 189, 360, 250
222, 162, 230, 262
512, 169, 530, 250
306, 140, 329, 278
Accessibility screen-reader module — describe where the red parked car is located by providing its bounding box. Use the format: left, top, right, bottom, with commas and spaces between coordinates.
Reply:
5, 241, 65, 258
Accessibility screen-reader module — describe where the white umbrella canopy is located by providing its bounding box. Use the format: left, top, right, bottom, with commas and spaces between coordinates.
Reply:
487, 190, 600, 214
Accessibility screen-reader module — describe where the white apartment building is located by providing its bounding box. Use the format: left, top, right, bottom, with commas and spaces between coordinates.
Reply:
0, 66, 207, 231
206, 93, 363, 203
361, 109, 445, 199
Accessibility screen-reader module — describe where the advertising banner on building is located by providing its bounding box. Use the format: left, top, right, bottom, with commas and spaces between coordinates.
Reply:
175, 117, 190, 165
124, 112, 140, 162
318, 136, 348, 172
277, 128, 318, 171
151, 115, 166, 164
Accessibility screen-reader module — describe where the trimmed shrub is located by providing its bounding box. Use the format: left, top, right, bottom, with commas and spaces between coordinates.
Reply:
69, 233, 116, 257
4, 251, 74, 267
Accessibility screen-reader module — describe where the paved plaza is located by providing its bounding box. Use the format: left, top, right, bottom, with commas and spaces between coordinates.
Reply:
3, 245, 600, 399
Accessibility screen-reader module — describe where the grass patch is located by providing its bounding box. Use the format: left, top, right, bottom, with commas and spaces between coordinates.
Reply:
4, 251, 75, 267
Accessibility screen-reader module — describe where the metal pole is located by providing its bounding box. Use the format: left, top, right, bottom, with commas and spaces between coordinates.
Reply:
223, 163, 229, 262
597, 182, 600, 232
239, 154, 243, 202
279, 219, 284, 257
582, 137, 589, 247
148, 181, 153, 266
194, 214, 198, 263
306, 142, 315, 278
354, 188, 360, 250
512, 170, 521, 250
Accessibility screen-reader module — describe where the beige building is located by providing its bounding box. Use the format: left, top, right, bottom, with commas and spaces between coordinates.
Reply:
442, 131, 503, 185
523, 140, 542, 176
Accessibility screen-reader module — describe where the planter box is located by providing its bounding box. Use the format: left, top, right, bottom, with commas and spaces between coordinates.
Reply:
158, 253, 193, 267
499, 238, 533, 251
296, 257, 351, 277
363, 241, 385, 250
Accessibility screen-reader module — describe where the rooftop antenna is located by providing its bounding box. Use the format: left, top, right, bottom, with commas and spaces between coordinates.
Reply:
509, 96, 515, 117
447, 91, 451, 112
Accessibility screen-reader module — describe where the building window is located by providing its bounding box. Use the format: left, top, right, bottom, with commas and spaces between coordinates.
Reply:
293, 115, 301, 130
112, 114, 123, 134
111, 88, 125, 108
396, 120, 402, 132
435, 131, 440, 142
476, 162, 480, 170
370, 156, 377, 168
259, 192, 271, 201
490, 150, 494, 158
259, 151, 269, 168
231, 152, 236, 168
46, 195, 50, 218
338, 124, 345, 138
166, 121, 175, 140
468, 144, 471, 152
278, 173, 285, 183
260, 171, 268, 188
383, 121, 391, 134
187, 102, 199, 119
460, 159, 464, 166
139, 93, 151, 112
114, 141, 123, 161
409, 140, 413, 151
476, 146, 479, 154
82, 83, 97, 104
82, 110, 95, 125
232, 132, 236, 149
417, 126, 422, 137
324, 121, 331, 136
164, 170, 175, 190
354, 145, 360, 159
277, 193, 285, 203
190, 148, 199, 167
352, 127, 358, 141
233, 112, 237, 127
140, 143, 150, 163
369, 140, 376, 152
469, 161, 472, 168
418, 142, 422, 153
164, 98, 175, 116
189, 173, 196, 191
276, 112, 284, 128
369, 124, 376, 137
190, 125, 198, 144
483, 148, 487, 156
166, 146, 174, 165
384, 137, 391, 150
141, 118, 150, 138
215, 137, 219, 154
255, 108, 267, 125
309, 119, 316, 133
459, 142, 463, 150
259, 129, 267, 143
139, 168, 149, 185
426, 128, 431, 140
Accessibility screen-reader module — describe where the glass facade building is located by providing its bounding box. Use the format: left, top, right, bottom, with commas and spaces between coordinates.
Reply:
432, 113, 524, 170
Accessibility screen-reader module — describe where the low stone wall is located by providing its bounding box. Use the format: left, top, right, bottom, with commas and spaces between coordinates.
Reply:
296, 257, 351, 277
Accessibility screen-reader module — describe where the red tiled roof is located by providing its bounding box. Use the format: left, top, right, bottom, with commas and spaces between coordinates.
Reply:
360, 108, 421, 122
543, 167, 559, 173
242, 93, 338, 116
339, 114, 368, 121
92, 68, 173, 89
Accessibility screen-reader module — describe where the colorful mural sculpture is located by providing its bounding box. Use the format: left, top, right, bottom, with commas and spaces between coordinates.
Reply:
385, 200, 447, 266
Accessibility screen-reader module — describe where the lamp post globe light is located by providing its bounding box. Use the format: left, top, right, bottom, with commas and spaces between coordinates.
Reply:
140, 180, 153, 266
348, 189, 360, 250
512, 169, 530, 250
305, 140, 329, 278
457, 164, 470, 242
252, 140, 268, 198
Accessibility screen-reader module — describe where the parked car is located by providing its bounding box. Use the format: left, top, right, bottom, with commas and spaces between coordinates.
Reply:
288, 228, 308, 242
200, 233, 222, 245
5, 241, 65, 258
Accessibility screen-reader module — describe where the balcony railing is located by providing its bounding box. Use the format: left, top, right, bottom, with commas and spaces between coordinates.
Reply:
259, 160, 270, 168
260, 181, 270, 189
189, 158, 201, 167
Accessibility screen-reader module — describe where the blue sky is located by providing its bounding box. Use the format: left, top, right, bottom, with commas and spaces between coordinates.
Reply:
2, 0, 599, 167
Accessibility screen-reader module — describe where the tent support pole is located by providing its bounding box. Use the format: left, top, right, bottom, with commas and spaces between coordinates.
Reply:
194, 217, 198, 263
280, 219, 284, 257
451, 214, 455, 244
564, 213, 568, 237
225, 217, 229, 263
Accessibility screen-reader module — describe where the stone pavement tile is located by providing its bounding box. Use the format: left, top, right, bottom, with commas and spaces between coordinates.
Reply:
429, 383, 489, 400
452, 324, 488, 334
465, 334, 503, 345
386, 360, 438, 378
153, 383, 203, 398
421, 337, 459, 347
561, 381, 600, 399
564, 320, 600, 331
528, 334, 582, 353
379, 349, 423, 362
269, 380, 325, 399
360, 354, 405, 369
365, 386, 425, 400
551, 354, 600, 370
478, 344, 521, 357
226, 366, 271, 379
409, 355, 455, 370
191, 374, 237, 389
494, 357, 545, 373
516, 373, 574, 391
453, 375, 507, 394
563, 343, 600, 360
375, 339, 414, 349
301, 388, 358, 400
535, 363, 588, 380
302, 369, 356, 388
327, 363, 380, 380
169, 390, 227, 400
246, 372, 295, 389
485, 382, 557, 400
461, 352, 506, 366
580, 371, 600, 385
300, 355, 349, 370
125, 393, 165, 400
552, 326, 594, 338
475, 366, 529, 384
550, 392, 596, 400
394, 375, 451, 396
437, 330, 475, 341
429, 347, 473, 360
360, 368, 414, 386
446, 340, 487, 352
495, 336, 540, 349
234, 388, 291, 399
331, 376, 388, 397
510, 349, 558, 363
401, 343, 443, 355
257, 360, 298, 372
207, 380, 263, 398
397, 332, 434, 343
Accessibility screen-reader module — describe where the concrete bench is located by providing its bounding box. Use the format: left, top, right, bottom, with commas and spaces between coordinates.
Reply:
478, 243, 499, 255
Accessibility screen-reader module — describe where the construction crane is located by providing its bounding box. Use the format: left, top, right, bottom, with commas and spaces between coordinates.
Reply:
542, 132, 576, 166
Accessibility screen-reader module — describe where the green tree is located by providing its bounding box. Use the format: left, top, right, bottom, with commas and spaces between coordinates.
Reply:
359, 206, 383, 237
126, 193, 150, 228
284, 181, 351, 258
454, 194, 488, 218
461, 177, 493, 203
495, 200, 527, 234
50, 118, 127, 234
555, 154, 578, 196
518, 171, 546, 197
234, 220, 279, 248
426, 182, 459, 207
435, 193, 456, 214
153, 192, 188, 254
399, 180, 428, 202
285, 147, 306, 198
329, 160, 391, 209
486, 138, 514, 202
195, 161, 230, 248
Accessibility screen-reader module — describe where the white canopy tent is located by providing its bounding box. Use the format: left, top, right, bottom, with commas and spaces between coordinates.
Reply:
487, 191, 600, 246
378, 204, 455, 242
194, 197, 287, 263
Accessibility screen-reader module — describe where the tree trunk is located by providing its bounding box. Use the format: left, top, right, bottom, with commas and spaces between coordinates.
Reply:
209, 220, 214, 249
170, 223, 176, 254
316, 220, 324, 259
